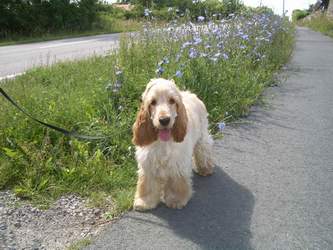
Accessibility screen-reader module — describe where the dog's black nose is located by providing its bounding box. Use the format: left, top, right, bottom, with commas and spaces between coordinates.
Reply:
159, 117, 170, 126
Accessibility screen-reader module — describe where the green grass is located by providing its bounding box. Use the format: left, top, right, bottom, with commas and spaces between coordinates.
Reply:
0, 17, 294, 215
298, 13, 333, 38
0, 18, 142, 47
68, 238, 92, 250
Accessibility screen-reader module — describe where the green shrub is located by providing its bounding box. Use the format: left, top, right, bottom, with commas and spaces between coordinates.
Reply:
0, 0, 100, 39
292, 9, 310, 22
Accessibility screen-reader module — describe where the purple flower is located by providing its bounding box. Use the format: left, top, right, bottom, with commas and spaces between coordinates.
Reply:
189, 48, 198, 58
241, 34, 249, 40
197, 16, 205, 22
193, 37, 202, 45
163, 57, 170, 64
223, 53, 229, 60
218, 122, 225, 132
156, 66, 164, 76
217, 42, 224, 49
175, 70, 183, 78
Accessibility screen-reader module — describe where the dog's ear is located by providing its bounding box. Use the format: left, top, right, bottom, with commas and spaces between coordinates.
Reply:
132, 102, 158, 146
172, 98, 188, 142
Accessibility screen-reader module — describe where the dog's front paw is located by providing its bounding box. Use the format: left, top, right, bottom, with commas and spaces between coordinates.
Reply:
133, 198, 157, 211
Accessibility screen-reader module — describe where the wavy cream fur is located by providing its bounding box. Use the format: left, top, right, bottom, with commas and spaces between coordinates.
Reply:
133, 78, 214, 210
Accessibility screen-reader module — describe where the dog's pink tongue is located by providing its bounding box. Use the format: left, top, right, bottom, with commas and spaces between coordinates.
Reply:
159, 129, 171, 141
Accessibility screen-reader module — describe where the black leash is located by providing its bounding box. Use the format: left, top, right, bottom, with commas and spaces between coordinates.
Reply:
0, 87, 106, 140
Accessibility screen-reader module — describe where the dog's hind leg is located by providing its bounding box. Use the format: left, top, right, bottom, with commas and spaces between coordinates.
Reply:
193, 131, 214, 176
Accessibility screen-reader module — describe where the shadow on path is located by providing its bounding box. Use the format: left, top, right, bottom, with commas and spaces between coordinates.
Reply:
150, 167, 255, 249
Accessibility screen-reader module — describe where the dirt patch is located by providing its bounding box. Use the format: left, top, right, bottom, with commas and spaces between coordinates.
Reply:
0, 191, 111, 249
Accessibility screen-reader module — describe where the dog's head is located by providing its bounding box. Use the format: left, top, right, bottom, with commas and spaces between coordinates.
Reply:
132, 78, 188, 146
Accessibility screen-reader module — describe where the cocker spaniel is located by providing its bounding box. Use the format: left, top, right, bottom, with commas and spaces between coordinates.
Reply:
132, 78, 214, 210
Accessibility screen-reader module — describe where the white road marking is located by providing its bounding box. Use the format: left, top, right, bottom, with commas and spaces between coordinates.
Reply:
0, 72, 24, 81
39, 40, 94, 49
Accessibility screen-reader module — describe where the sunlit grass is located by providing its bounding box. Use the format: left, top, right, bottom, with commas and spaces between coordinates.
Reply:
299, 13, 333, 38
0, 13, 294, 214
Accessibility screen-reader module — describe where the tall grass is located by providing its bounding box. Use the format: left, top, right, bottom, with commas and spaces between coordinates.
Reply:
299, 13, 333, 38
0, 12, 294, 212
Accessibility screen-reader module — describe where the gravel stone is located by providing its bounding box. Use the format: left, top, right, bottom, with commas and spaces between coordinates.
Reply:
0, 191, 112, 249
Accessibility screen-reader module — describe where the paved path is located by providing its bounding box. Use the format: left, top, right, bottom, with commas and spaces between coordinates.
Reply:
85, 27, 333, 249
0, 33, 120, 80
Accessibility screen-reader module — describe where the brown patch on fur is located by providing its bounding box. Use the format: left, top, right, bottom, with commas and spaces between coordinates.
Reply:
164, 176, 192, 209
172, 99, 188, 142
132, 103, 158, 146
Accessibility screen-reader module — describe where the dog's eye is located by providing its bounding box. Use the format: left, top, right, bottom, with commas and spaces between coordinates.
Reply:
151, 99, 157, 106
169, 98, 175, 104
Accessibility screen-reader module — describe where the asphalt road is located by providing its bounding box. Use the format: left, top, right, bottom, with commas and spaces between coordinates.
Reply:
85, 27, 333, 249
0, 33, 120, 80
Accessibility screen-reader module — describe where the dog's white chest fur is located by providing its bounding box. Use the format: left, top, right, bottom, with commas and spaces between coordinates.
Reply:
136, 140, 193, 178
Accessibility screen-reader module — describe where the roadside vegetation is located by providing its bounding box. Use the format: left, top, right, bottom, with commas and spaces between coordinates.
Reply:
0, 0, 243, 45
292, 0, 333, 38
0, 5, 294, 215
298, 14, 333, 38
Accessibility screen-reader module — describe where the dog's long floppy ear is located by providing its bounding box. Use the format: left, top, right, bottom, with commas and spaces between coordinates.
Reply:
132, 103, 158, 146
172, 97, 188, 142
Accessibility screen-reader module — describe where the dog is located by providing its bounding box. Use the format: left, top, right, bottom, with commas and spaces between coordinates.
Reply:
132, 78, 214, 210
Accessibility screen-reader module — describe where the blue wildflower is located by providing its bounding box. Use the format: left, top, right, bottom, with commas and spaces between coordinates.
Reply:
163, 57, 169, 64
175, 70, 183, 78
223, 53, 229, 60
197, 16, 205, 22
241, 34, 249, 40
217, 42, 224, 49
189, 48, 198, 58
193, 37, 202, 45
218, 122, 225, 132
156, 66, 164, 76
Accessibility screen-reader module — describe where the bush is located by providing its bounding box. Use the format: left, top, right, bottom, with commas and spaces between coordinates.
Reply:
292, 9, 309, 22
0, 0, 100, 39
